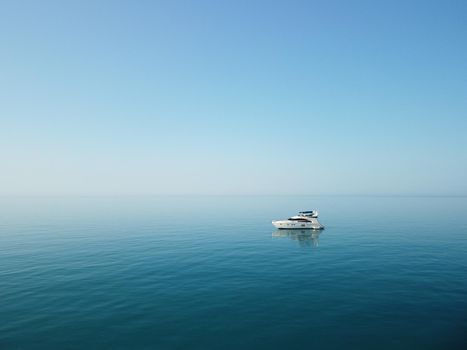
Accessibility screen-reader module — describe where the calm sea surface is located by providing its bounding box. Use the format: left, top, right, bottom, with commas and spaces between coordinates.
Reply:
1, 196, 466, 349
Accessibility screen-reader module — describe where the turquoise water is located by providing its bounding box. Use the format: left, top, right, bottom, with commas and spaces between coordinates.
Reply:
1, 196, 466, 349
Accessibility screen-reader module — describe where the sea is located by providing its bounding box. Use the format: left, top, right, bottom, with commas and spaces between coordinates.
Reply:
1, 196, 466, 349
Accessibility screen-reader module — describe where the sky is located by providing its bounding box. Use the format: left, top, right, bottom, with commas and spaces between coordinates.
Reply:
1, 0, 466, 196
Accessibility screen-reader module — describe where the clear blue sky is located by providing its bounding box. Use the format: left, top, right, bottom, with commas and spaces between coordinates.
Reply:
1, 0, 466, 195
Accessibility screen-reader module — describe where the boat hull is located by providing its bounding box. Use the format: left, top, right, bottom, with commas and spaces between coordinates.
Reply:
272, 219, 324, 230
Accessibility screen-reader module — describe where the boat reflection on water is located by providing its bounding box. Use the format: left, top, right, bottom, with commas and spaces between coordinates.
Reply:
272, 229, 321, 248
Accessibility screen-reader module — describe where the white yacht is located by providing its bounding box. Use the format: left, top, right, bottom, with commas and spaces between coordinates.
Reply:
272, 210, 324, 230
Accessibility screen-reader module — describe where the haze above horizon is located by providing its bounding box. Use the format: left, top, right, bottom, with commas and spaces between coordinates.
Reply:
1, 0, 466, 196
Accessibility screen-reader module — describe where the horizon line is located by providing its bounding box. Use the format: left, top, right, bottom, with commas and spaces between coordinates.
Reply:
0, 193, 466, 198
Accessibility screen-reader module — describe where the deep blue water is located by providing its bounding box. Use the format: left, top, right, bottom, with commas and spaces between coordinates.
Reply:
1, 196, 466, 349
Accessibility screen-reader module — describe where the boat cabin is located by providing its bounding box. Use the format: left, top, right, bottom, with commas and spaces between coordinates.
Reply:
288, 216, 312, 222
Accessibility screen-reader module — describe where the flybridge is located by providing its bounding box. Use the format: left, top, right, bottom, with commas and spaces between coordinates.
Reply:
299, 210, 319, 218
